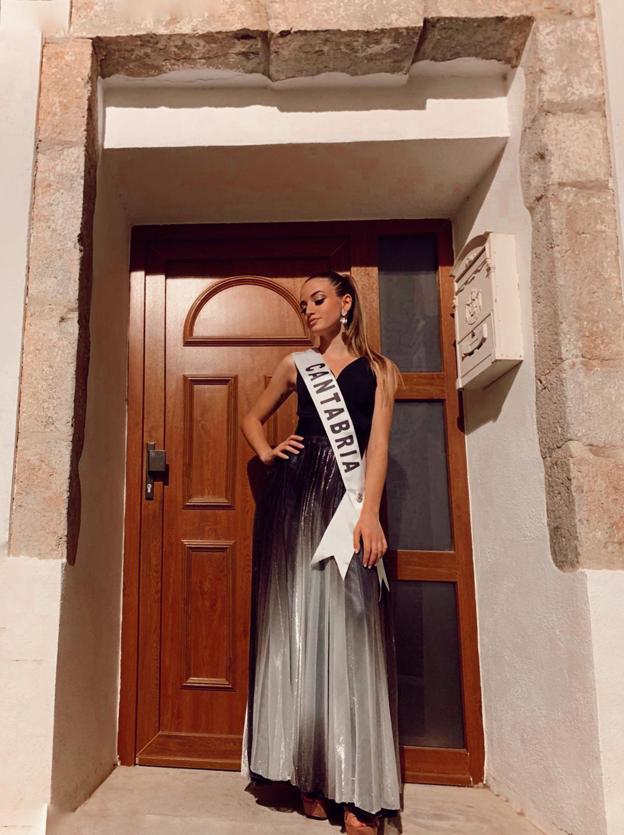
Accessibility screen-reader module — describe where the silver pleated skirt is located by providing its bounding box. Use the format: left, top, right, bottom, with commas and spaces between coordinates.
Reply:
241, 435, 402, 816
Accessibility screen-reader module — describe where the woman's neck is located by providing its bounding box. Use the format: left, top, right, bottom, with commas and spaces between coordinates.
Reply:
317, 331, 352, 357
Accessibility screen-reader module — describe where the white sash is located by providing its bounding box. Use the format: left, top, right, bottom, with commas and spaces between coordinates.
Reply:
293, 349, 390, 594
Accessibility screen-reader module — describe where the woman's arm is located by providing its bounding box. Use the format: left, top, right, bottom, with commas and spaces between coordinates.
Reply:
353, 382, 395, 568
240, 353, 302, 465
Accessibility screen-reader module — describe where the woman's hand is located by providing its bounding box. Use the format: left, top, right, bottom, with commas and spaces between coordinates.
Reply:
260, 434, 304, 465
353, 510, 387, 568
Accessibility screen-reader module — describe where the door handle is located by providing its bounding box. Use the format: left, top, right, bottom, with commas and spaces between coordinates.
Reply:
145, 442, 168, 500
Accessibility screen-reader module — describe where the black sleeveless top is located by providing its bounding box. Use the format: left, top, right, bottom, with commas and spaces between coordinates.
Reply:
294, 355, 377, 454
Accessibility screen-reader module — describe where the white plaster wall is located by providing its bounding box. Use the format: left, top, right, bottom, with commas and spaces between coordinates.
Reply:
0, 30, 40, 553
453, 69, 607, 835
0, 0, 70, 34
102, 65, 510, 225
105, 139, 506, 225
0, 556, 62, 832
48, 155, 131, 813
104, 71, 508, 149
0, 27, 62, 835
585, 571, 624, 835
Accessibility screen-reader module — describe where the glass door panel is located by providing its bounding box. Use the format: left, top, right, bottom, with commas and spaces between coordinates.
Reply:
387, 401, 452, 552
374, 228, 480, 782
379, 234, 441, 371
391, 580, 464, 749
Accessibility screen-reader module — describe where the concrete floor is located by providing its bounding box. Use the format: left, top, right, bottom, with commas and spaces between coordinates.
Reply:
47, 766, 546, 835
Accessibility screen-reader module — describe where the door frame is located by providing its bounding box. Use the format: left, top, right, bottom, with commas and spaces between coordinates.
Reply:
118, 220, 484, 786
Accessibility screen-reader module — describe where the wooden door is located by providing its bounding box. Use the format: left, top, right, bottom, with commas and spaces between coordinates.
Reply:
119, 222, 484, 785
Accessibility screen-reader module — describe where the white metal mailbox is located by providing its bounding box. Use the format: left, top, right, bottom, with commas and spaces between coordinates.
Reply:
451, 232, 523, 390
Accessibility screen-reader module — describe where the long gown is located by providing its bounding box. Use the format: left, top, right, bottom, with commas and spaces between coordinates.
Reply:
241, 354, 401, 817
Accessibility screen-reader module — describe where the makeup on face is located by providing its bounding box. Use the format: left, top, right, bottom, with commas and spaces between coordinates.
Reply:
299, 282, 342, 328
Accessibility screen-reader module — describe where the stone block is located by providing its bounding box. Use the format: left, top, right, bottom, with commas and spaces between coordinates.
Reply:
545, 454, 624, 570
27, 146, 94, 307
533, 18, 604, 110
266, 0, 424, 80
71, 0, 268, 37
537, 361, 624, 459
528, 187, 624, 379
521, 111, 611, 206
17, 305, 80, 437
423, 0, 594, 18
95, 31, 269, 78
37, 40, 96, 148
11, 435, 74, 559
542, 111, 611, 186
267, 0, 424, 31
72, 0, 269, 78
11, 38, 98, 563
546, 188, 624, 364
543, 455, 580, 571
572, 455, 624, 570
414, 15, 533, 66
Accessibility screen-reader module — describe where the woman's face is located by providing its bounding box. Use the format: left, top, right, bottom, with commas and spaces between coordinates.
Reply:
299, 278, 352, 336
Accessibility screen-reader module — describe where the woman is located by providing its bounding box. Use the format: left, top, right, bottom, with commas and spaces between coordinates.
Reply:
240, 271, 402, 834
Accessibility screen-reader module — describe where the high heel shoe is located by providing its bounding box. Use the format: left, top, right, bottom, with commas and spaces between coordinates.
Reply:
344, 807, 381, 834
302, 791, 328, 819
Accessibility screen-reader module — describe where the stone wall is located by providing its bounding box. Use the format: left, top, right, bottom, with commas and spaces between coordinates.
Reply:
519, 13, 624, 570
10, 0, 624, 571
10, 39, 98, 562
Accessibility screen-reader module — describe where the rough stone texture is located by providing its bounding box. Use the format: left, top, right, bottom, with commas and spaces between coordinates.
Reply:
522, 111, 611, 206
528, 187, 624, 379
11, 39, 98, 562
537, 361, 624, 458
571, 457, 624, 570
424, 0, 594, 18
74, 0, 269, 79
414, 16, 533, 67
532, 18, 604, 112
89, 1, 425, 81
268, 0, 423, 30
516, 14, 624, 569
71, 0, 268, 36
11, 434, 75, 559
266, 0, 424, 80
22, 145, 94, 306
72, 1, 269, 77
16, 305, 81, 438
540, 110, 610, 185
516, 16, 604, 129
267, 27, 421, 81
546, 455, 624, 571
94, 31, 269, 78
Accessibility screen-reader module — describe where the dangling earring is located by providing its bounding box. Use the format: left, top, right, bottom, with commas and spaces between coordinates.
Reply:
340, 313, 348, 328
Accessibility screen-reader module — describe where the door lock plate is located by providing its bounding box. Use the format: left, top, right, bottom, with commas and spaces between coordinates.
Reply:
145, 442, 168, 500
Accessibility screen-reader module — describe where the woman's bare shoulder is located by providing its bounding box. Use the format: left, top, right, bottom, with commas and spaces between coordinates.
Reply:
272, 351, 298, 388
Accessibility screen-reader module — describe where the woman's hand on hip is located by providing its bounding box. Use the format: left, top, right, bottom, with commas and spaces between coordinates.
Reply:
261, 434, 304, 465
353, 510, 387, 568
